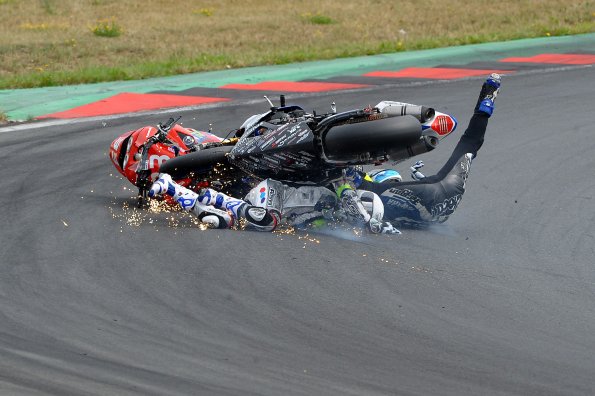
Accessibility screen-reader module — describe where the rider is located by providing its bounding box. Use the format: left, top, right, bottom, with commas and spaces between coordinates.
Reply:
148, 171, 394, 232
355, 73, 501, 225
149, 73, 501, 231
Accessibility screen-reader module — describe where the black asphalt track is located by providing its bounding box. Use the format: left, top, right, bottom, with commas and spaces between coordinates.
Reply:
1, 65, 595, 395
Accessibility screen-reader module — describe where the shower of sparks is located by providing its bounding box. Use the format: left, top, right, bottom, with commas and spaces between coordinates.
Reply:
106, 180, 406, 269
297, 233, 320, 244
273, 225, 296, 236
108, 197, 211, 230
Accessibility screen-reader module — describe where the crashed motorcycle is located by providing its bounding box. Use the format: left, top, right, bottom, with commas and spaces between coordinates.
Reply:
109, 95, 458, 206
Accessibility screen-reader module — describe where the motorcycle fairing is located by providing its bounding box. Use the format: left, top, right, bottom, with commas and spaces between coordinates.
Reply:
109, 124, 222, 186
229, 120, 322, 180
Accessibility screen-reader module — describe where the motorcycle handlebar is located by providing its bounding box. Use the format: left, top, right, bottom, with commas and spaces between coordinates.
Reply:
155, 116, 181, 140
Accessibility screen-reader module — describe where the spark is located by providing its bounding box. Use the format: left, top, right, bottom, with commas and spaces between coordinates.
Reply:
297, 233, 319, 243
61, 219, 68, 227
109, 196, 215, 231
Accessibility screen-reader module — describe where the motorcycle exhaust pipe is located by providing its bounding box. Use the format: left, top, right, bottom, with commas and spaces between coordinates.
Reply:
323, 115, 422, 157
376, 101, 435, 123
387, 135, 438, 163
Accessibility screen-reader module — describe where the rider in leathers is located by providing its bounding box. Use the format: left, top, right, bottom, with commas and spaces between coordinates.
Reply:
357, 73, 501, 226
149, 172, 391, 232
149, 74, 501, 232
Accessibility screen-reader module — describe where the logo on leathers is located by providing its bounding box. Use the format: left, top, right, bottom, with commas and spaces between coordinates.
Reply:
259, 187, 266, 203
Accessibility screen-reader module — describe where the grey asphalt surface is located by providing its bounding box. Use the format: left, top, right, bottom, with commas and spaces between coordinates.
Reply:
1, 65, 595, 396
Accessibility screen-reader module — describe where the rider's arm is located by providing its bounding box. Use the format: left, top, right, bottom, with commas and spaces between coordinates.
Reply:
334, 182, 372, 224
332, 167, 400, 234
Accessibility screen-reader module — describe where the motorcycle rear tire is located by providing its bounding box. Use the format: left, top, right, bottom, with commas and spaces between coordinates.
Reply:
323, 115, 421, 156
159, 145, 233, 178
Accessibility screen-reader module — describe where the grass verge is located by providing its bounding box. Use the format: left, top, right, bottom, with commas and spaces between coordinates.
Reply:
0, 0, 594, 89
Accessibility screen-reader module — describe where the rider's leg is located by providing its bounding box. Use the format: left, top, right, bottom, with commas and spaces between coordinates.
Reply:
197, 186, 280, 232
359, 74, 500, 224
150, 174, 280, 231
417, 72, 500, 184
149, 174, 233, 229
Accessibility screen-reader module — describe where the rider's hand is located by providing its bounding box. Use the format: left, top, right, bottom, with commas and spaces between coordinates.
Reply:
380, 221, 401, 234
368, 218, 401, 234
410, 160, 426, 180
368, 218, 383, 233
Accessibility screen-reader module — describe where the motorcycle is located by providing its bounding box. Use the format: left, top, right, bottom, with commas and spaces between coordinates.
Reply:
108, 116, 231, 207
109, 95, 458, 207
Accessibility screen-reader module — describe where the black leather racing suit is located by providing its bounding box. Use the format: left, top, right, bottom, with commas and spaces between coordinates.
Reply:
359, 112, 489, 226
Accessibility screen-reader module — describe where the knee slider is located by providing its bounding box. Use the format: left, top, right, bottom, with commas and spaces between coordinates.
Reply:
193, 203, 233, 229
242, 206, 280, 232
357, 190, 384, 222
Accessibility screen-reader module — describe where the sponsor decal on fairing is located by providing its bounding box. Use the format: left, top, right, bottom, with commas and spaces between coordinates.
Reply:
112, 136, 125, 151
149, 155, 170, 169
259, 136, 276, 150
294, 131, 311, 145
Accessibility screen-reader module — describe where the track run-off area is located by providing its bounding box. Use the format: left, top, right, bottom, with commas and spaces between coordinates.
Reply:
1, 39, 595, 395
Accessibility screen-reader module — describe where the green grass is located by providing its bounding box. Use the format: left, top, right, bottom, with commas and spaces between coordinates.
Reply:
41, 0, 55, 15
302, 12, 334, 25
91, 19, 122, 37
0, 0, 594, 89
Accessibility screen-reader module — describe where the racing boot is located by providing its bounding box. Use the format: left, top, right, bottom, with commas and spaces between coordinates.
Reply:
149, 174, 233, 228
191, 202, 234, 229
474, 73, 501, 117
198, 187, 280, 231
149, 173, 197, 210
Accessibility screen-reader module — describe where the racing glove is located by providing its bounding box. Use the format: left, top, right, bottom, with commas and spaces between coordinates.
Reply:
410, 160, 426, 181
368, 218, 401, 234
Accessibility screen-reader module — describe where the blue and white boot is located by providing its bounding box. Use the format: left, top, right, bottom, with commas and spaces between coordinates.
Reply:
197, 187, 247, 218
149, 174, 233, 228
475, 73, 501, 117
149, 173, 197, 210
198, 187, 280, 231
